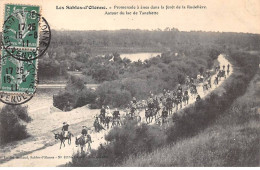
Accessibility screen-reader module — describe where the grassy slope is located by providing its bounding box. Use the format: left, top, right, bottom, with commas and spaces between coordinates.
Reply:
122, 69, 260, 167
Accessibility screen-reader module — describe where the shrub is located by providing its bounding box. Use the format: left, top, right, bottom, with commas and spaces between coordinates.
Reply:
65, 75, 85, 93
0, 105, 30, 144
70, 121, 167, 166
96, 87, 132, 108
53, 75, 98, 110
74, 89, 97, 108
53, 91, 76, 111
54, 88, 98, 111
11, 105, 32, 122
89, 63, 119, 82
121, 78, 150, 100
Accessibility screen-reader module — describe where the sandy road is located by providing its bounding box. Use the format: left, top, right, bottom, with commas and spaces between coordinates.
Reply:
0, 54, 233, 167
138, 54, 233, 123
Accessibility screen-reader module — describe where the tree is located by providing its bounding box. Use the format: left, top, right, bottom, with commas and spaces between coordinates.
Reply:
90, 64, 119, 82
65, 75, 85, 93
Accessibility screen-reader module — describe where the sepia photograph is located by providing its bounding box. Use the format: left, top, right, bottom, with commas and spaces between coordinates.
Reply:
0, 0, 259, 167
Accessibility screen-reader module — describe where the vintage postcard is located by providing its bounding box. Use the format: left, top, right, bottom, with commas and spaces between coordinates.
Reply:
0, 0, 259, 167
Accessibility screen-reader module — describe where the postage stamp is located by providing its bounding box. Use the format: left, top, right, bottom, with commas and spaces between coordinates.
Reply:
0, 49, 37, 94
2, 4, 40, 48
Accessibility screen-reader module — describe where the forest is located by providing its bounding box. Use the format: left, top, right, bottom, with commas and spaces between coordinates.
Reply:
38, 29, 259, 80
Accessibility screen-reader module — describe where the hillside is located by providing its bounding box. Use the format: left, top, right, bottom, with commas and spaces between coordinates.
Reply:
121, 53, 260, 166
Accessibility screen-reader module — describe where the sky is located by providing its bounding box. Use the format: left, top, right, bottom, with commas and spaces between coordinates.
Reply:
0, 0, 259, 34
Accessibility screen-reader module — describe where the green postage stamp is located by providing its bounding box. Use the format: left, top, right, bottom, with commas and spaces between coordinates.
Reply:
2, 4, 40, 48
0, 50, 37, 94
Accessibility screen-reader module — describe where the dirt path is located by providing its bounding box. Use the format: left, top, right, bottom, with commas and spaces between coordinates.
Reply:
0, 54, 233, 167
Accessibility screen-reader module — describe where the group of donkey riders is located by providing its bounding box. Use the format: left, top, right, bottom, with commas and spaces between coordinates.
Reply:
93, 84, 201, 129
92, 64, 229, 128
92, 106, 121, 132
58, 64, 229, 151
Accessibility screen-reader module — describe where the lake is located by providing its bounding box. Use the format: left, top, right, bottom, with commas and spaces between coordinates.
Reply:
120, 53, 161, 62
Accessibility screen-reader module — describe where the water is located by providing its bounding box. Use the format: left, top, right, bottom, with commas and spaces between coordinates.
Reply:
120, 53, 161, 62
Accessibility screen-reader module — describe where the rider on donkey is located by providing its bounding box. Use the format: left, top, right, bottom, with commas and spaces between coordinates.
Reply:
130, 101, 137, 118
163, 89, 167, 96
113, 108, 120, 120
100, 105, 106, 116
62, 122, 70, 138
153, 96, 160, 112
106, 106, 113, 118
215, 76, 219, 85
162, 107, 168, 123
177, 84, 182, 93
166, 94, 172, 105
190, 77, 194, 84
185, 76, 190, 85
147, 96, 154, 111
76, 126, 92, 152
207, 78, 211, 88
81, 126, 88, 136
132, 97, 137, 104
94, 116, 104, 132
177, 84, 182, 98
100, 105, 106, 121
166, 90, 171, 97
106, 105, 111, 115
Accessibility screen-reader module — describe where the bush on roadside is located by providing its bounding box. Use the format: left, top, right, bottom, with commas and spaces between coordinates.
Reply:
96, 86, 132, 108
53, 75, 98, 111
69, 121, 167, 166
74, 89, 97, 108
0, 105, 31, 144
53, 91, 76, 111
53, 89, 98, 111
12, 105, 32, 122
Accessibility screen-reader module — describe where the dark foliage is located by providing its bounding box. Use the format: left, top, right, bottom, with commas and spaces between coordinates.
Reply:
68, 121, 166, 166
74, 89, 97, 108
53, 76, 98, 111
166, 52, 259, 143
0, 105, 31, 144
53, 91, 76, 111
